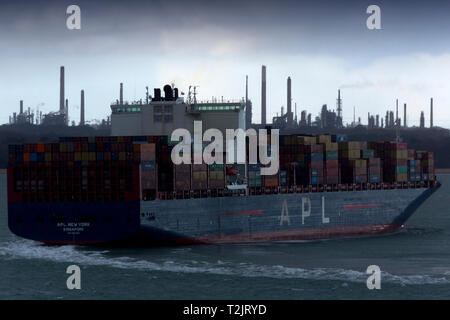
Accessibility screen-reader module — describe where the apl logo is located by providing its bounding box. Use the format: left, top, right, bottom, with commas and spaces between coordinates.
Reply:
280, 197, 330, 226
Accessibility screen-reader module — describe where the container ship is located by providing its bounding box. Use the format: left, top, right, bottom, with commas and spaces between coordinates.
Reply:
7, 133, 439, 245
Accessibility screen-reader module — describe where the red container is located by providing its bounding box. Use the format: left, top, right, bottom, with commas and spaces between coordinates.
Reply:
304, 144, 323, 153
325, 160, 338, 168
325, 175, 339, 184
368, 167, 381, 175
387, 142, 407, 150
310, 162, 324, 169
325, 167, 339, 176
368, 158, 381, 167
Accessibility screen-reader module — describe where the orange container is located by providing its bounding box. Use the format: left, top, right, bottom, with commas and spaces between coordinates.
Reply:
37, 143, 45, 153
23, 153, 30, 162
141, 144, 155, 152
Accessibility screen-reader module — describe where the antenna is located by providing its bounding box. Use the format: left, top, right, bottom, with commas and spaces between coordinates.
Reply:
353, 106, 355, 124
193, 86, 199, 105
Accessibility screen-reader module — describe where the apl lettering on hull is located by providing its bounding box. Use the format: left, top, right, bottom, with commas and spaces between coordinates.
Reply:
281, 196, 330, 226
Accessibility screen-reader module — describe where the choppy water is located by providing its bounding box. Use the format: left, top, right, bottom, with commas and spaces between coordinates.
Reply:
1, 174, 450, 299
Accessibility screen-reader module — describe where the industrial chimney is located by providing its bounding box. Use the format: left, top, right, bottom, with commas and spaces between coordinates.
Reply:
65, 99, 69, 125
430, 98, 433, 128
396, 99, 398, 125
403, 103, 407, 127
20, 100, 23, 114
287, 77, 292, 127
60, 66, 65, 114
120, 83, 123, 105
80, 90, 85, 126
245, 75, 252, 129
261, 65, 266, 125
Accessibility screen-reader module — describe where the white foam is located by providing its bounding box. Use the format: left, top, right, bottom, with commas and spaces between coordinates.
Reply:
0, 239, 448, 286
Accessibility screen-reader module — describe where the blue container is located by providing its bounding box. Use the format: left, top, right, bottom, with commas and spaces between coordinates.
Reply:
311, 176, 318, 185
30, 153, 37, 162
142, 161, 156, 171
248, 164, 261, 171
132, 136, 147, 142
126, 143, 133, 152
104, 142, 112, 152
369, 174, 381, 183
15, 153, 23, 163
88, 143, 96, 152
112, 152, 119, 161
97, 152, 104, 161
423, 173, 428, 181
307, 153, 323, 162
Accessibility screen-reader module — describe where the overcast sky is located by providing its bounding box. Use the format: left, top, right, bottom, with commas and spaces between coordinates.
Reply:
1, 0, 450, 127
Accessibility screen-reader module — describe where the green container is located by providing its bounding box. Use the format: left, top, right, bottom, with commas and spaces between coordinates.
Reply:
248, 170, 262, 187
361, 149, 374, 159
397, 165, 408, 174
210, 163, 224, 171
325, 151, 338, 160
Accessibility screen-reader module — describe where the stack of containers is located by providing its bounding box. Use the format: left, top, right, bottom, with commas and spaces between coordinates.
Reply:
303, 143, 324, 185
384, 142, 408, 182
173, 164, 191, 190
341, 159, 367, 183
279, 135, 296, 186
367, 158, 382, 183
318, 135, 339, 184
9, 138, 141, 203
140, 143, 157, 191
262, 167, 279, 187
192, 164, 208, 190
339, 141, 361, 183
248, 164, 262, 187
418, 151, 435, 181
208, 163, 225, 189
262, 139, 279, 187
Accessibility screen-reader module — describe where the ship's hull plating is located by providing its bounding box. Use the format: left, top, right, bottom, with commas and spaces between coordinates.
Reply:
8, 187, 438, 245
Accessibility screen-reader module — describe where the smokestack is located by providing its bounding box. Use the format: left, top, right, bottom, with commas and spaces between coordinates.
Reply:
120, 83, 123, 105
80, 90, 85, 126
245, 75, 252, 129
430, 98, 433, 128
60, 66, 65, 113
261, 65, 266, 125
396, 99, 398, 125
245, 75, 248, 103
20, 100, 23, 114
287, 77, 292, 126
65, 99, 69, 125
336, 89, 343, 127
403, 103, 407, 127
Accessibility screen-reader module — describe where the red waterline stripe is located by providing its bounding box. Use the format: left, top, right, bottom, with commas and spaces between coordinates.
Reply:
176, 223, 403, 245
344, 204, 384, 210
221, 209, 263, 216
